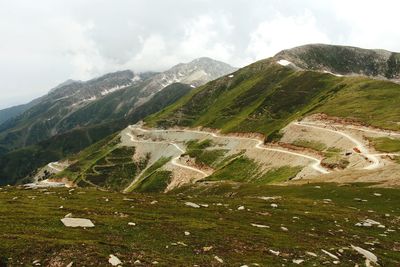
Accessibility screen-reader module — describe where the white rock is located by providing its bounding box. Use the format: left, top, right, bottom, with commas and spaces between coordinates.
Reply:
237, 206, 245, 210
108, 254, 122, 266
128, 222, 136, 226
61, 218, 94, 228
281, 226, 288, 231
251, 223, 270, 228
134, 259, 141, 265
292, 259, 304, 264
373, 193, 382, 197
184, 231, 190, 236
351, 245, 378, 264
66, 262, 74, 267
269, 249, 280, 256
65, 213, 73, 218
150, 200, 158, 205
185, 202, 200, 208
321, 249, 339, 260
259, 196, 281, 201
214, 256, 224, 263
306, 252, 317, 257
271, 203, 278, 208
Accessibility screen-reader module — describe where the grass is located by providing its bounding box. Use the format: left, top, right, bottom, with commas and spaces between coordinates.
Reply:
185, 139, 227, 167
134, 170, 172, 193
254, 166, 302, 184
0, 183, 399, 266
322, 147, 350, 169
205, 156, 261, 182
292, 139, 327, 151
368, 137, 400, 153
126, 157, 171, 193
146, 59, 400, 141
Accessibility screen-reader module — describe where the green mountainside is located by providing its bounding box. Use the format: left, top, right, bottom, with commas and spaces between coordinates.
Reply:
146, 58, 400, 137
0, 83, 192, 185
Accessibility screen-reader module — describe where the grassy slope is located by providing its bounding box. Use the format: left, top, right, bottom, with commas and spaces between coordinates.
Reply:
368, 137, 400, 153
0, 122, 124, 186
146, 60, 400, 136
0, 183, 399, 266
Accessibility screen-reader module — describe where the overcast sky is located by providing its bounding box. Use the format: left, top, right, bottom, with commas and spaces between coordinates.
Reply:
0, 0, 399, 109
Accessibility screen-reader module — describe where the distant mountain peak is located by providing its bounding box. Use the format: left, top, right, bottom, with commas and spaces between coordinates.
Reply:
274, 44, 400, 81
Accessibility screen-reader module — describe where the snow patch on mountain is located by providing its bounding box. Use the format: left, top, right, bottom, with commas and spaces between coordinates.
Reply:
277, 59, 292, 66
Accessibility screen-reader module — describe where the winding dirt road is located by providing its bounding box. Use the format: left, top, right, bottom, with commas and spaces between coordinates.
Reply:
293, 121, 399, 170
128, 125, 330, 174
126, 131, 208, 177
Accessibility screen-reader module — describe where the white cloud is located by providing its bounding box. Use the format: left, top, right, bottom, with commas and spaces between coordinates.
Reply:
1, 0, 400, 109
247, 10, 331, 60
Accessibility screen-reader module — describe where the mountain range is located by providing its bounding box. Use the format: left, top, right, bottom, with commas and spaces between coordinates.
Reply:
2, 43, 400, 266
0, 57, 236, 184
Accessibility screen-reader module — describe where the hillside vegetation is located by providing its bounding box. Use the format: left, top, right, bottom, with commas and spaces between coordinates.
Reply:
146, 59, 400, 137
1, 183, 399, 266
0, 84, 192, 186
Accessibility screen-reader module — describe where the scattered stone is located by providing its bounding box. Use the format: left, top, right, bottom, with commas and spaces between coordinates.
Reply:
293, 259, 304, 264
108, 254, 122, 266
150, 200, 158, 205
351, 245, 378, 264
59, 206, 64, 209
281, 226, 288, 231
269, 249, 280, 256
185, 202, 200, 208
203, 246, 213, 252
373, 193, 382, 197
134, 259, 141, 265
355, 219, 383, 228
214, 256, 224, 263
184, 231, 190, 236
199, 204, 209, 208
237, 206, 245, 210
321, 249, 339, 260
306, 252, 317, 257
152, 261, 159, 265
66, 262, 74, 267
270, 204, 278, 208
259, 196, 281, 201
65, 213, 73, 218
251, 223, 270, 228
128, 222, 136, 226
61, 218, 95, 228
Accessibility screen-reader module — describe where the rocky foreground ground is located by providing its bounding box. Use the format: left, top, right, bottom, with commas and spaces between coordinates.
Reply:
0, 182, 399, 266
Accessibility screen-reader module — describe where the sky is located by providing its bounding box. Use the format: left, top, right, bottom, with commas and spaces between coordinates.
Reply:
0, 0, 399, 109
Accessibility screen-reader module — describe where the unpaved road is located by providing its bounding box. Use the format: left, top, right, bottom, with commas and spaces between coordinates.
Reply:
129, 125, 330, 174
294, 121, 398, 170
126, 131, 208, 176
48, 162, 63, 172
